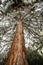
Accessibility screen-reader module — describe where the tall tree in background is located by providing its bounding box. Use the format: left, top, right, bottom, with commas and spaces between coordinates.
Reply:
5, 20, 28, 65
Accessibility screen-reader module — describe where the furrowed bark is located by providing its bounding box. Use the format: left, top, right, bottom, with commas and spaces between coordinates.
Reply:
5, 20, 28, 65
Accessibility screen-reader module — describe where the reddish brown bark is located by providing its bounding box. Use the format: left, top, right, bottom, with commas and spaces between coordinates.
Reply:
5, 20, 28, 65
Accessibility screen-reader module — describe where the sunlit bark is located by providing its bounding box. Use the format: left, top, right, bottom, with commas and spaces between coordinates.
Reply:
5, 20, 28, 65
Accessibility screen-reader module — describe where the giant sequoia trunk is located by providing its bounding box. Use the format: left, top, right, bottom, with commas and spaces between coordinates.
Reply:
5, 20, 28, 65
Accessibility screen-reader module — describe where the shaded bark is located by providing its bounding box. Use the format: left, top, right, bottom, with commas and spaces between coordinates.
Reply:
5, 20, 28, 65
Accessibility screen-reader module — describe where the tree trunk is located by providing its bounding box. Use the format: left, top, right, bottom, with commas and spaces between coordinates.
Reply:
5, 20, 28, 65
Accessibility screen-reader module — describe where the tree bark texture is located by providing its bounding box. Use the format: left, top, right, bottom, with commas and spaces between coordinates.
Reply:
5, 20, 28, 65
